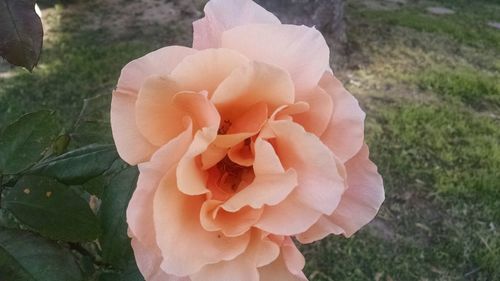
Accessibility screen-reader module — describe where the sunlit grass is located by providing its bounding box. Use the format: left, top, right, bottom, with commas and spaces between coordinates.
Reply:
416, 66, 500, 109
354, 6, 500, 52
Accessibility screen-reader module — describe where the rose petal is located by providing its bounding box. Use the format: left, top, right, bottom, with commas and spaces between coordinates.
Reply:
131, 238, 190, 281
127, 121, 192, 280
170, 48, 249, 97
173, 91, 221, 129
293, 86, 333, 136
259, 237, 308, 281
213, 133, 256, 151
255, 121, 345, 235
200, 201, 263, 237
193, 0, 280, 49
127, 120, 193, 245
253, 138, 284, 175
227, 102, 269, 135
201, 144, 228, 170
227, 141, 254, 167
154, 169, 251, 276
319, 72, 365, 163
190, 230, 280, 281
211, 62, 294, 121
221, 24, 329, 92
177, 127, 218, 195
117, 46, 197, 93
222, 139, 298, 212
111, 90, 158, 164
112, 46, 196, 164
222, 170, 298, 212
297, 144, 384, 243
271, 102, 310, 121
135, 76, 185, 146
255, 193, 323, 236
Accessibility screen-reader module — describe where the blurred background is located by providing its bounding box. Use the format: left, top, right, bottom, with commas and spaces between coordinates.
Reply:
1, 0, 499, 280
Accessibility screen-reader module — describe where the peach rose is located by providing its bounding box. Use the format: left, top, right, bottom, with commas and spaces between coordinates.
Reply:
111, 0, 384, 280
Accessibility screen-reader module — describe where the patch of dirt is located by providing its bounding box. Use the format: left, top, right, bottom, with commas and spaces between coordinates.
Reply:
42, 0, 206, 44
356, 0, 406, 11
426, 6, 455, 15
0, 58, 14, 78
367, 218, 395, 241
487, 21, 500, 29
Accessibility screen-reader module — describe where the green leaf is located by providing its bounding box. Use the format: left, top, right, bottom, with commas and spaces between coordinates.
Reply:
98, 257, 144, 281
29, 144, 119, 185
0, 111, 60, 175
0, 209, 19, 229
0, 0, 43, 71
99, 166, 138, 269
1, 175, 101, 242
0, 228, 83, 281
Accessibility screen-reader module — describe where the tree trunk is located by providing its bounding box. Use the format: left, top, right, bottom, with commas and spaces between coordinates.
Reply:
255, 0, 346, 70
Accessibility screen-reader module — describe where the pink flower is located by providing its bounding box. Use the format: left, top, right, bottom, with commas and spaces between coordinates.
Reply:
110, 0, 384, 280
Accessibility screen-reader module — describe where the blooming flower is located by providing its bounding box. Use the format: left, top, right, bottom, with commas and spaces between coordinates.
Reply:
111, 0, 384, 280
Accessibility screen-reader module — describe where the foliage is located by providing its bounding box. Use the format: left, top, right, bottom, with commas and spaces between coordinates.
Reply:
0, 110, 142, 280
0, 0, 43, 70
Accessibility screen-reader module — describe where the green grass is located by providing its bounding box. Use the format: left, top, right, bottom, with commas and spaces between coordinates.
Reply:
416, 67, 500, 108
366, 103, 500, 280
379, 103, 500, 215
355, 7, 500, 52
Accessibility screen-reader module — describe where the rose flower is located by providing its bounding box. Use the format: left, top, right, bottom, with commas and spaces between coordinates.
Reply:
110, 0, 384, 280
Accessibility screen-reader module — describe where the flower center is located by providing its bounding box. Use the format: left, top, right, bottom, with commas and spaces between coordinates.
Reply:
207, 156, 254, 201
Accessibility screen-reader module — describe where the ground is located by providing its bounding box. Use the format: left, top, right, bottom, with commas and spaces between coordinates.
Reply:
0, 0, 499, 280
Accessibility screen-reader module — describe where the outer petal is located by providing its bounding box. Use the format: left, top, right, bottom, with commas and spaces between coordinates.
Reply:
193, 0, 280, 49
116, 46, 197, 93
153, 169, 251, 276
319, 72, 366, 163
112, 46, 196, 164
131, 239, 190, 281
190, 230, 280, 281
111, 90, 158, 164
135, 76, 185, 146
297, 144, 384, 243
221, 24, 329, 92
127, 119, 192, 246
255, 121, 345, 235
259, 237, 308, 281
126, 121, 193, 280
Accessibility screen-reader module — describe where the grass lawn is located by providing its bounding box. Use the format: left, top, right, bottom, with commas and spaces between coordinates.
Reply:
1, 0, 499, 280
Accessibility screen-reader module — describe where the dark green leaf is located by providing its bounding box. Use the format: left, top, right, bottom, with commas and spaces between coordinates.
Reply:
98, 257, 144, 281
0, 111, 60, 175
0, 209, 19, 229
0, 0, 43, 70
99, 166, 138, 269
29, 144, 119, 185
0, 228, 83, 281
1, 175, 101, 242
